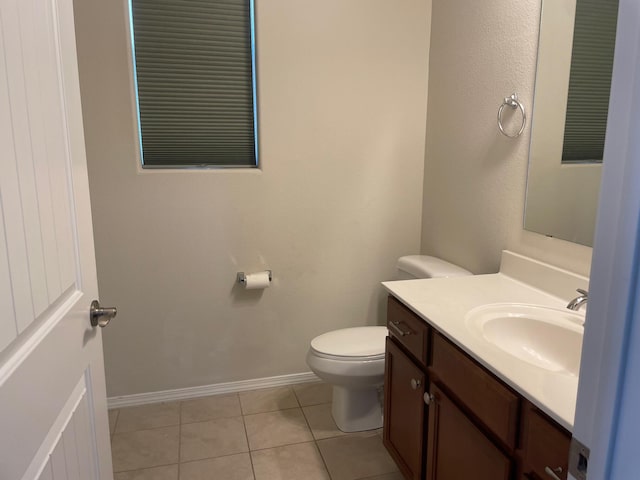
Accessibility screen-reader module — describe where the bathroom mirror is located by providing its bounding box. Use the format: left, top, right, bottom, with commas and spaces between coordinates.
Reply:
524, 0, 619, 246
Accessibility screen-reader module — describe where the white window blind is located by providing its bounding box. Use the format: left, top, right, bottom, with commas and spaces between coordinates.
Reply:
130, 0, 257, 168
562, 0, 618, 163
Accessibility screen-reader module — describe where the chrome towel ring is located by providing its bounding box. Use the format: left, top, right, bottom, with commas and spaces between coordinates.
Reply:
497, 93, 526, 138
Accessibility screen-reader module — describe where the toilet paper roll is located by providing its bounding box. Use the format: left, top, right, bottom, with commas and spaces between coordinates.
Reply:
243, 271, 271, 290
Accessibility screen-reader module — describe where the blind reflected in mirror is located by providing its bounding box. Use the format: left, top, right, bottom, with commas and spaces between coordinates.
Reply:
524, 0, 619, 247
562, 0, 619, 164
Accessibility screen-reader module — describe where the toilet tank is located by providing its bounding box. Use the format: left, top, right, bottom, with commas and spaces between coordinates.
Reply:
396, 255, 472, 280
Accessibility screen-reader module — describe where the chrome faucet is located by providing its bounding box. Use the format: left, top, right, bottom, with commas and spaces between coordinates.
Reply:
567, 288, 588, 311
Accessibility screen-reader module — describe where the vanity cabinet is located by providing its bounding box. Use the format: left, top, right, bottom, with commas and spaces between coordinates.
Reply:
518, 402, 571, 480
383, 295, 571, 480
429, 331, 520, 451
386, 294, 430, 368
425, 383, 511, 480
383, 337, 426, 480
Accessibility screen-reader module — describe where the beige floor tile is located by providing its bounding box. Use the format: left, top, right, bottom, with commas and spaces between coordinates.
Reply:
251, 442, 330, 480
244, 408, 313, 450
116, 402, 180, 433
239, 387, 299, 415
358, 473, 405, 480
180, 453, 254, 480
109, 409, 119, 434
180, 416, 249, 462
293, 382, 333, 407
181, 394, 242, 424
302, 403, 348, 440
111, 426, 179, 472
114, 464, 178, 480
317, 432, 398, 480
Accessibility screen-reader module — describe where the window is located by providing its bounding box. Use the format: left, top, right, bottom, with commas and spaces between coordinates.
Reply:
129, 0, 258, 168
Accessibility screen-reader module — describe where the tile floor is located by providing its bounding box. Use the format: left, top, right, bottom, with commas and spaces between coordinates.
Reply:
109, 382, 402, 480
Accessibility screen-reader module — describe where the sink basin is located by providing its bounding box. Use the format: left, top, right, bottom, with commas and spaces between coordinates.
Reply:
465, 304, 584, 376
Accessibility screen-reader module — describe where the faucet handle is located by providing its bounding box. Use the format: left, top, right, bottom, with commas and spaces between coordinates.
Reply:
576, 288, 588, 296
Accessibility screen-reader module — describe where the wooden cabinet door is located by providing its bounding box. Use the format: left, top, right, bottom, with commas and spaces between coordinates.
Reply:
430, 333, 519, 450
519, 403, 571, 480
426, 384, 512, 480
383, 337, 426, 480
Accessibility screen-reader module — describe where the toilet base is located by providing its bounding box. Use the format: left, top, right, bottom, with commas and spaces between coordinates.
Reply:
331, 385, 383, 432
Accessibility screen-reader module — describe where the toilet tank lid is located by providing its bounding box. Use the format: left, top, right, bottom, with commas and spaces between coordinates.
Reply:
397, 255, 472, 278
311, 327, 387, 357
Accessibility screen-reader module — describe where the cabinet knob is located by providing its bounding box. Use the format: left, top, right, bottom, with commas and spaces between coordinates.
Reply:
410, 378, 421, 390
544, 466, 563, 480
423, 392, 435, 405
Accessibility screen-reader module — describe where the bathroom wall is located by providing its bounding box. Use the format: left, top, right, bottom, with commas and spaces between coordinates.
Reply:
421, 0, 593, 276
74, 0, 431, 396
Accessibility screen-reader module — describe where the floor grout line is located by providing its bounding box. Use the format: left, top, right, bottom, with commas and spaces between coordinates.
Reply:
248, 438, 320, 454
238, 392, 246, 416
241, 415, 257, 479
177, 402, 182, 479
178, 451, 251, 466
291, 385, 302, 408
315, 439, 334, 480
298, 401, 334, 480
242, 405, 304, 418
180, 412, 244, 426
112, 462, 178, 475
111, 422, 182, 435
111, 409, 120, 437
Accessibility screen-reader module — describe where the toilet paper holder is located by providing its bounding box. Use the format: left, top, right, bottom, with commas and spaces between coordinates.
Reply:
237, 270, 272, 285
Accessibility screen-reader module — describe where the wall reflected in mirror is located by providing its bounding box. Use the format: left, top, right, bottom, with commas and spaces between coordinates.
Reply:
524, 0, 619, 247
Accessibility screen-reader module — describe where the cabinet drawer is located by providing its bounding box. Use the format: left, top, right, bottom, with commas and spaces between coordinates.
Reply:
430, 332, 519, 450
520, 403, 571, 480
387, 296, 429, 367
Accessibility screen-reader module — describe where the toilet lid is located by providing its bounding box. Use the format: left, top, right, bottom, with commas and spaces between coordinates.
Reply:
310, 326, 387, 358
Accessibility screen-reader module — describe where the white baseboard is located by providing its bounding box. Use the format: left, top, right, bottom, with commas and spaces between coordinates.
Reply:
107, 371, 320, 409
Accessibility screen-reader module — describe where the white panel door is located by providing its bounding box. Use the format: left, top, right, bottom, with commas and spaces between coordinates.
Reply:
0, 0, 113, 478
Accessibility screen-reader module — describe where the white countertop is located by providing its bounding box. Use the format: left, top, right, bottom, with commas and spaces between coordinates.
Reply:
383, 271, 582, 431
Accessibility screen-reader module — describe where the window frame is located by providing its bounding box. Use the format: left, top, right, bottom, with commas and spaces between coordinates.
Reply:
127, 0, 260, 170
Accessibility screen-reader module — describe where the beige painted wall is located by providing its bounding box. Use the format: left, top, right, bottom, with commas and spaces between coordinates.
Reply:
74, 0, 431, 396
421, 0, 593, 276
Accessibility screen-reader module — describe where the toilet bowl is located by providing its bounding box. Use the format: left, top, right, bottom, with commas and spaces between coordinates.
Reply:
306, 256, 472, 433
306, 326, 387, 432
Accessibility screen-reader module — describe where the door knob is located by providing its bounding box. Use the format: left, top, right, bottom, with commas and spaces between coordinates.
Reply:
90, 300, 117, 328
410, 378, 421, 390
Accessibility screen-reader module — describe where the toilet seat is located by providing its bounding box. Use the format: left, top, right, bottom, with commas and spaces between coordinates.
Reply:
310, 326, 387, 360
310, 350, 385, 361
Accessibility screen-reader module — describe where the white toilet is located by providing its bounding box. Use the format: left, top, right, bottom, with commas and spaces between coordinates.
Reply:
306, 255, 471, 432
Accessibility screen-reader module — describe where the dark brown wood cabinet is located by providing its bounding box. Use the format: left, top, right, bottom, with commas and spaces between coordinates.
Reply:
518, 402, 571, 480
383, 295, 571, 480
430, 332, 520, 450
387, 296, 430, 368
426, 383, 512, 480
383, 337, 426, 480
